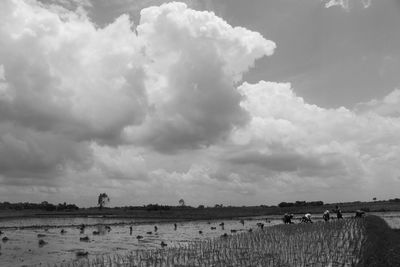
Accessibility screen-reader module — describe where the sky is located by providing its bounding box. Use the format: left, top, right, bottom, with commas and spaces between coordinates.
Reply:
0, 0, 400, 207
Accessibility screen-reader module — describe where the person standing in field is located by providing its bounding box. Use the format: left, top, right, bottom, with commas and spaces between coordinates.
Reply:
334, 205, 343, 219
283, 213, 294, 224
323, 210, 330, 221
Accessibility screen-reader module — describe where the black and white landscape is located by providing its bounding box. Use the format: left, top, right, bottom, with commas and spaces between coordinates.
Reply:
1, 0, 400, 266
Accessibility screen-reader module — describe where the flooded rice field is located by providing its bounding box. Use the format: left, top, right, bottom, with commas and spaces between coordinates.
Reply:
0, 216, 277, 266
0, 212, 399, 266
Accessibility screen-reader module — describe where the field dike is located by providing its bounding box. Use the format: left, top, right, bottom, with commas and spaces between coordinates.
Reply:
357, 215, 400, 266
58, 215, 399, 267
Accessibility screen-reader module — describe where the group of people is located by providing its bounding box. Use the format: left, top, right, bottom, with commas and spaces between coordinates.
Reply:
283, 205, 365, 224
322, 205, 343, 222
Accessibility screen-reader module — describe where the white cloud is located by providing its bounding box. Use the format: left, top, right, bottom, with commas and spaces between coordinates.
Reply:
0, 0, 274, 195
89, 143, 148, 181
0, 0, 147, 141
123, 2, 275, 152
361, 0, 372, 8
226, 81, 400, 199
322, 0, 373, 11
323, 0, 350, 11
0, 0, 152, 190
355, 89, 400, 117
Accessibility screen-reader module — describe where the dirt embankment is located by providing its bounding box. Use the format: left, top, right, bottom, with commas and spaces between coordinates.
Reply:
358, 215, 400, 266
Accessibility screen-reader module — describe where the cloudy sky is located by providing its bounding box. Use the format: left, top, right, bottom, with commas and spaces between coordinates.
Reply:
1, 0, 399, 207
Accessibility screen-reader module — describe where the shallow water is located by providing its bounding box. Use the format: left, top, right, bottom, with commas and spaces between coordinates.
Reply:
0, 216, 151, 229
0, 216, 278, 266
0, 211, 398, 266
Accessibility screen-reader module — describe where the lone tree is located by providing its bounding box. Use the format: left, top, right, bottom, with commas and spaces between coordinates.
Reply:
98, 193, 110, 210
178, 198, 185, 207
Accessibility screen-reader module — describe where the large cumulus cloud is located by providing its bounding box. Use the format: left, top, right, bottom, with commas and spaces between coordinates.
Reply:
0, 1, 147, 139
224, 81, 400, 200
123, 2, 275, 152
0, 0, 274, 195
0, 0, 149, 187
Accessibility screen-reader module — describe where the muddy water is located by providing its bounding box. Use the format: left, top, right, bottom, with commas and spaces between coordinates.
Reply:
0, 212, 399, 266
0, 216, 278, 266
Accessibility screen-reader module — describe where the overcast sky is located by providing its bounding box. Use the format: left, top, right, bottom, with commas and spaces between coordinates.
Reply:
1, 0, 399, 207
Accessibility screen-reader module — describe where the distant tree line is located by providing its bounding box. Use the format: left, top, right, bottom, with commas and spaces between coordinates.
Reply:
278, 201, 324, 208
121, 204, 199, 211
144, 204, 172, 211
0, 201, 79, 211
120, 204, 174, 211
